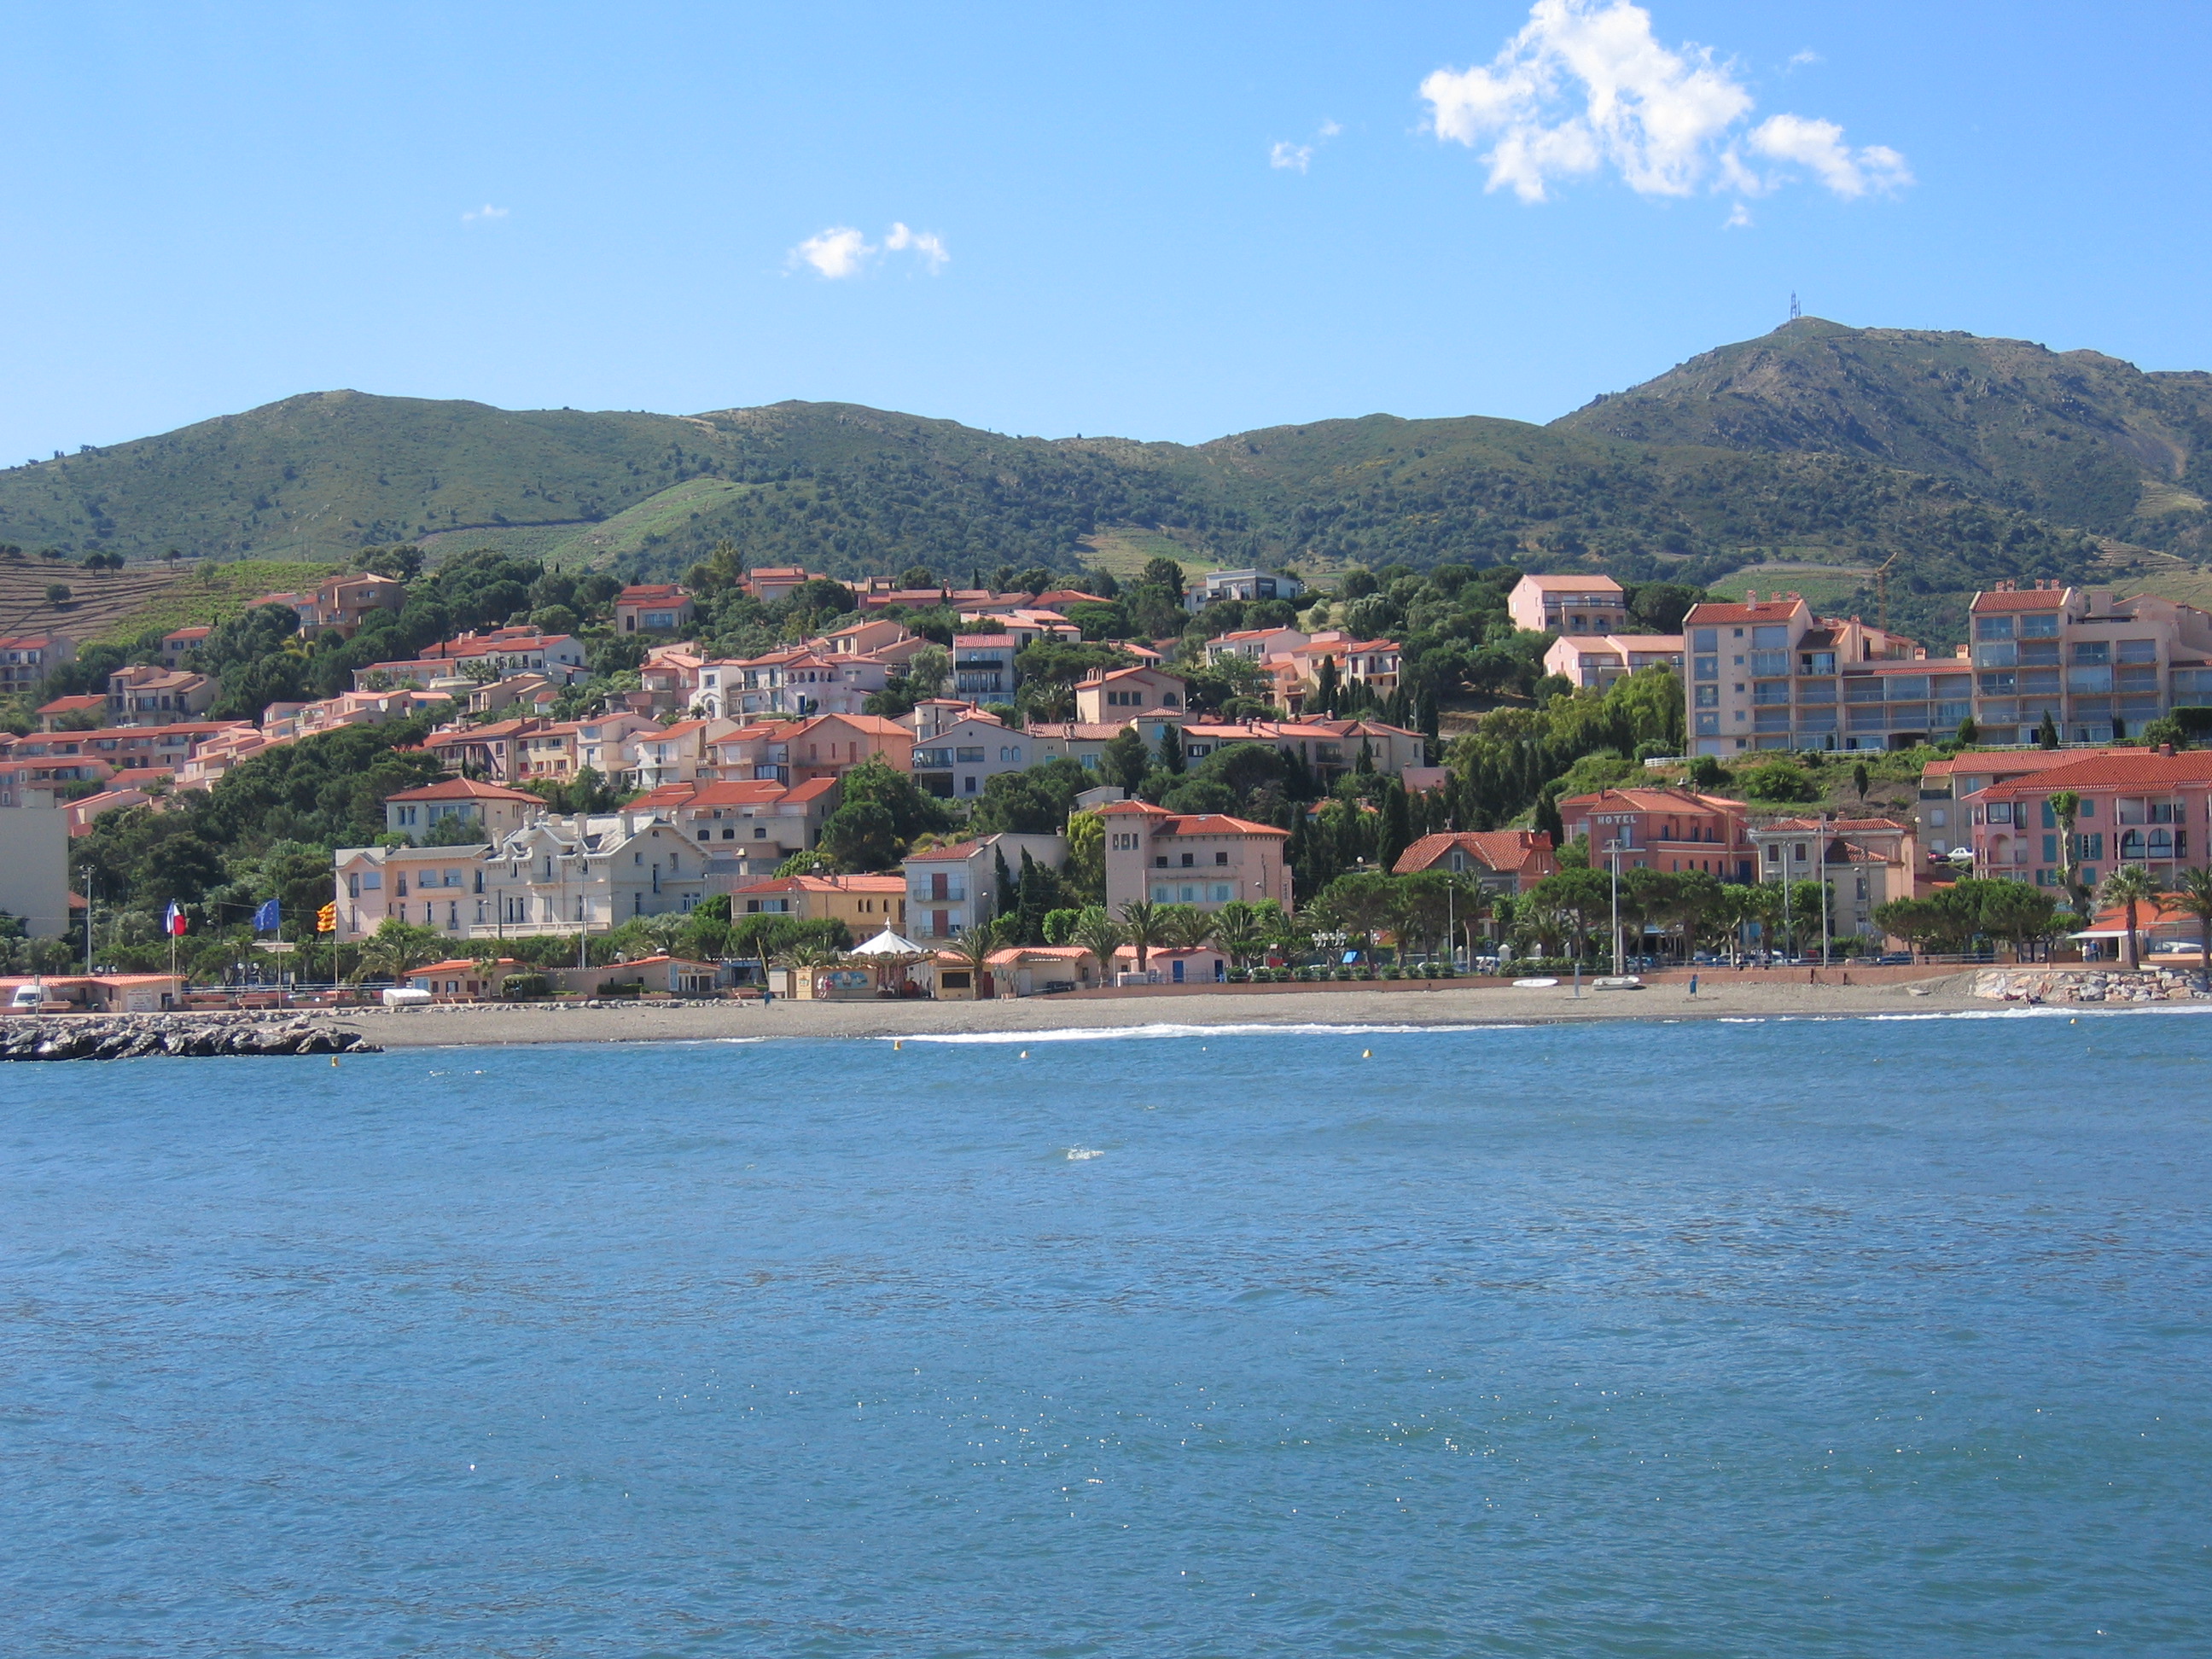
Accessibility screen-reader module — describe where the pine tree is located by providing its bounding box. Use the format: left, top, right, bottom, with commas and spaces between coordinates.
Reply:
1157, 724, 1185, 776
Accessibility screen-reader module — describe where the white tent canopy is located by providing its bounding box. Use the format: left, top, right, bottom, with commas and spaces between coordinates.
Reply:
848, 928, 926, 957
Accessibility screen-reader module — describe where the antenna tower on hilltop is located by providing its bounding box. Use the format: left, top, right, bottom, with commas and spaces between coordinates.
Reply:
1790, 292, 1802, 321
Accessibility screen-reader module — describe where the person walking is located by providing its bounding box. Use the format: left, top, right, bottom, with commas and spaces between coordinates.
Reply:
1688, 972, 1699, 999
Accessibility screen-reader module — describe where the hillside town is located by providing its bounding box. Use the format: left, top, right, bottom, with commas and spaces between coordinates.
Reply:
8, 554, 2212, 1012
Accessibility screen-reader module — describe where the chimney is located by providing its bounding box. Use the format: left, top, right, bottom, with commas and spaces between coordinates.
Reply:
2161, 742, 2175, 758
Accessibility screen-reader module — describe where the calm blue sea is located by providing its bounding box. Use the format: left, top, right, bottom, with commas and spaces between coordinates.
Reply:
2, 1010, 2209, 1656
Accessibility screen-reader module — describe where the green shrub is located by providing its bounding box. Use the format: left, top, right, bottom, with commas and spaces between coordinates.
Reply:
500, 972, 551, 1000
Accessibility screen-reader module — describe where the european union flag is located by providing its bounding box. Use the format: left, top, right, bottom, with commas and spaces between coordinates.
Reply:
253, 899, 282, 932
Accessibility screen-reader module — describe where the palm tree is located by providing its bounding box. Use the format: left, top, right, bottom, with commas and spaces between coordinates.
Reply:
1069, 905, 1126, 981
1161, 905, 1216, 952
1208, 900, 1267, 969
637, 911, 690, 955
1117, 899, 1167, 976
944, 917, 1008, 993
2167, 865, 2212, 983
2050, 790, 2093, 920
358, 919, 442, 982
2097, 863, 2161, 970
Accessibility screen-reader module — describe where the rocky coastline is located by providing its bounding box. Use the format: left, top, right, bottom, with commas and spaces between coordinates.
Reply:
0, 1011, 382, 1061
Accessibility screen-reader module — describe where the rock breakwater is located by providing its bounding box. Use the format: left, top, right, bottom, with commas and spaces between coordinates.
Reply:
1974, 967, 2212, 1004
0, 1012, 381, 1061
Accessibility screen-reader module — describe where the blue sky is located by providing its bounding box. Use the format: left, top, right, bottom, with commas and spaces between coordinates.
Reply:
3, 2, 2207, 460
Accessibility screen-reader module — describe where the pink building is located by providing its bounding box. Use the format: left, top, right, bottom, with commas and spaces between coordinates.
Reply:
1098, 799, 1291, 913
1557, 787, 1755, 881
1966, 748, 2212, 891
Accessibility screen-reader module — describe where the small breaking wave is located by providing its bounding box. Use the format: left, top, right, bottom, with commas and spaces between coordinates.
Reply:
881, 1022, 1532, 1045
1063, 1147, 1106, 1161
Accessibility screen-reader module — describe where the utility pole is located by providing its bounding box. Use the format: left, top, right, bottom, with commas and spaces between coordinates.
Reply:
79, 864, 93, 975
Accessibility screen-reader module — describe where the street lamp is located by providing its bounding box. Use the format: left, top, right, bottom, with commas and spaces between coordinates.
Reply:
1605, 837, 1624, 975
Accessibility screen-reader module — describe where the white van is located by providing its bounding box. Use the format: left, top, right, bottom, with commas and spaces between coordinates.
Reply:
9, 983, 48, 1013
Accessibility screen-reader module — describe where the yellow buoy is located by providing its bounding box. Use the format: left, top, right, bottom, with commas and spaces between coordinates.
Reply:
894, 1039, 902, 1051
1362, 1049, 1371, 1059
1020, 1050, 1029, 1059
330, 1057, 340, 1068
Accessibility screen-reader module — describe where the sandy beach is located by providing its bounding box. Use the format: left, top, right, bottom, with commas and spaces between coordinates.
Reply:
337, 971, 1993, 1048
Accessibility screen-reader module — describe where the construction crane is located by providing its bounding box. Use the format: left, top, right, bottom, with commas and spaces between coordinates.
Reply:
1872, 550, 1901, 632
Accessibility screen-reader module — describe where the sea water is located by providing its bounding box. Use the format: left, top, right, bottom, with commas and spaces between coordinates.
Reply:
1, 1012, 2207, 1656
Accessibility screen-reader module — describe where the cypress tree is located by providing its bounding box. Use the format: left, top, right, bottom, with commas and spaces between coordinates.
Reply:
1157, 724, 1185, 776
1378, 781, 1412, 873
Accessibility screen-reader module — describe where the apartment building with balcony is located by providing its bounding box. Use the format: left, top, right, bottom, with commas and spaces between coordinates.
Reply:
952, 635, 1018, 699
1683, 595, 1933, 756
1507, 573, 1627, 636
1965, 748, 2212, 894
1964, 581, 2212, 746
1, 634, 75, 700
1099, 800, 1292, 913
1545, 632, 1685, 690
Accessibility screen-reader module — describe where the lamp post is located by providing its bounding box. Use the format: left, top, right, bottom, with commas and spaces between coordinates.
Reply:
1819, 812, 1833, 967
1605, 837, 1624, 975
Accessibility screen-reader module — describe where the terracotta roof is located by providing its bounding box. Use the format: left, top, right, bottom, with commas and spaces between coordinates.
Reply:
1922, 748, 2128, 781
984, 944, 1097, 966
1971, 587, 2071, 612
384, 778, 543, 803
732, 875, 905, 894
1756, 816, 1909, 833
905, 839, 987, 863
1094, 800, 1286, 838
1977, 751, 2212, 798
1393, 830, 1555, 875
1557, 787, 1744, 815
1517, 573, 1624, 592
618, 585, 690, 602
406, 958, 521, 977
1682, 599, 1809, 626
1024, 722, 1127, 741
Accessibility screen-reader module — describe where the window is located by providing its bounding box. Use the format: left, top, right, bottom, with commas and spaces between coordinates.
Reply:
2073, 640, 2110, 665
1987, 801, 2013, 824
1214, 850, 1230, 865
1749, 651, 1789, 676
2116, 638, 2158, 664
1976, 641, 2018, 667
1799, 651, 1837, 674
1694, 684, 1719, 708
2019, 613, 2060, 639
1180, 853, 1196, 867
1979, 672, 2017, 696
955, 747, 985, 763
1753, 681, 1791, 705
1976, 616, 2015, 641
2069, 666, 2113, 694
1751, 626, 1787, 649
1693, 655, 1718, 682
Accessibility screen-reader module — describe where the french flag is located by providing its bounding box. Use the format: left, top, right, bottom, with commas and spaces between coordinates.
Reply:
163, 901, 188, 938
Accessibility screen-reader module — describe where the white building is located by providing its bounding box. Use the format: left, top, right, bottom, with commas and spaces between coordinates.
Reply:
333, 810, 713, 942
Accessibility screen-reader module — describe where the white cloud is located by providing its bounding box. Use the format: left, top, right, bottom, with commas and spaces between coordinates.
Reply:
884, 222, 950, 273
1749, 113, 1912, 198
1724, 201, 1752, 229
790, 226, 876, 279
1269, 119, 1343, 173
789, 222, 950, 279
461, 204, 509, 224
1786, 49, 1821, 70
1419, 1, 1906, 207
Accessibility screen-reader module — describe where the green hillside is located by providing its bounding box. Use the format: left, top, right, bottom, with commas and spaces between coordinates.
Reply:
5, 317, 2207, 649
1553, 317, 2212, 557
